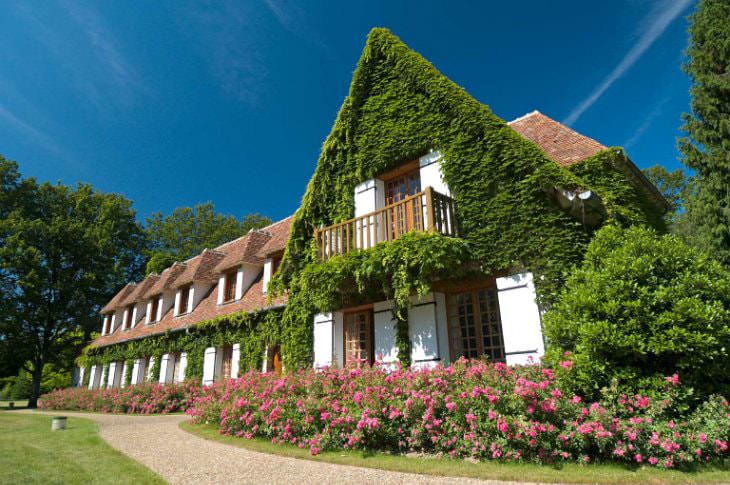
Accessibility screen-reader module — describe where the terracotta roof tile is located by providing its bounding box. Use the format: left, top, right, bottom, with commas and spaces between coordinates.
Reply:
257, 216, 293, 258
144, 263, 186, 299
90, 275, 287, 348
172, 249, 226, 288
508, 111, 606, 167
100, 284, 134, 314
214, 230, 272, 272
119, 274, 159, 306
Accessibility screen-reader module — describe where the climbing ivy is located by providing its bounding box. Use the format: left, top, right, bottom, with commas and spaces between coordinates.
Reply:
272, 28, 666, 369
83, 308, 283, 381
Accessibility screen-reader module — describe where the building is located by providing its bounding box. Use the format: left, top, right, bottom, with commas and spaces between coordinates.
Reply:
81, 29, 666, 389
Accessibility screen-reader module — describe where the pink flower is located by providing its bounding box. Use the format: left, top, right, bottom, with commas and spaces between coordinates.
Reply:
665, 374, 679, 387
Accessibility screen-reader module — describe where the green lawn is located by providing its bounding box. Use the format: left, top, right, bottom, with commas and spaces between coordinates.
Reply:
0, 413, 166, 485
181, 421, 730, 485
0, 400, 28, 410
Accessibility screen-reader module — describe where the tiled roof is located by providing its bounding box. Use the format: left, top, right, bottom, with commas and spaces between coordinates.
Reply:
214, 230, 272, 272
143, 263, 186, 299
90, 275, 287, 348
172, 249, 226, 288
257, 215, 293, 258
508, 111, 606, 167
100, 284, 134, 314
120, 274, 159, 306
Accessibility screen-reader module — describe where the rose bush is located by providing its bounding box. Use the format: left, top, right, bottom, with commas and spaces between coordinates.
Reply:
38, 381, 219, 414
40, 359, 730, 469
188, 359, 729, 468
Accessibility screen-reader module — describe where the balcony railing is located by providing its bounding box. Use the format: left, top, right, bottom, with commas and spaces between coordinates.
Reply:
315, 187, 458, 261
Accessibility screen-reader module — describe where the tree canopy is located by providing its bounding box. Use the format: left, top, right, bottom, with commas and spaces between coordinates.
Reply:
0, 155, 146, 406
678, 0, 730, 265
144, 202, 271, 274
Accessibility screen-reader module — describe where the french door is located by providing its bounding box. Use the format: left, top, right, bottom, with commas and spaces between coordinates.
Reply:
344, 310, 373, 366
448, 286, 505, 362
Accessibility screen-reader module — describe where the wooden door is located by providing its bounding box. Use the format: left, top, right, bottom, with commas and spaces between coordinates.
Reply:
344, 310, 373, 366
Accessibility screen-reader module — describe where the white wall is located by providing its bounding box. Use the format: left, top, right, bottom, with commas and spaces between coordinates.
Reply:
496, 272, 545, 365
419, 150, 450, 196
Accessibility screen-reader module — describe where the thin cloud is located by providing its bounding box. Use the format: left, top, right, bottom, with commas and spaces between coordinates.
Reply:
0, 103, 68, 159
61, 1, 148, 100
624, 96, 671, 148
263, 0, 330, 53
563, 0, 692, 126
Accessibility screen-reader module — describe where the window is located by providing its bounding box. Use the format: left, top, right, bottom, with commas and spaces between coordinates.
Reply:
384, 168, 421, 205
266, 345, 283, 375
178, 285, 191, 315
102, 316, 110, 335
219, 345, 233, 381
124, 305, 134, 330
149, 297, 159, 323
344, 310, 373, 366
382, 162, 422, 238
271, 257, 281, 276
224, 270, 237, 302
448, 285, 505, 362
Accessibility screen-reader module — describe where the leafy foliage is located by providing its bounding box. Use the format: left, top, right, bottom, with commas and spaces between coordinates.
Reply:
82, 308, 283, 381
0, 155, 146, 407
273, 29, 665, 368
678, 0, 730, 266
643, 164, 690, 219
543, 225, 730, 402
144, 202, 271, 274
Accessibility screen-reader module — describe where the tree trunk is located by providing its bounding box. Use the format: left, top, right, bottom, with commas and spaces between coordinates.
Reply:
27, 365, 43, 409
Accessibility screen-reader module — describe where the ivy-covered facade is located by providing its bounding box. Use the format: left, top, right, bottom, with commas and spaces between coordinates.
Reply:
79, 28, 666, 388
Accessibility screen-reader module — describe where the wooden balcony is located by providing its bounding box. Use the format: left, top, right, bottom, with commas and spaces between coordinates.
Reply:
315, 187, 458, 261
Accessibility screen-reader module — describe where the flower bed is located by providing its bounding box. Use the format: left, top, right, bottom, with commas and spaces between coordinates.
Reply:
40, 359, 730, 468
38, 381, 218, 414
186, 360, 729, 469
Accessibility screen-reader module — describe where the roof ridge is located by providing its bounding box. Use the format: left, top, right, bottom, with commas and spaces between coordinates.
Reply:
507, 110, 541, 125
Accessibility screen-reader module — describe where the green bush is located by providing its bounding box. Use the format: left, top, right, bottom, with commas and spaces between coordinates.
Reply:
543, 224, 730, 402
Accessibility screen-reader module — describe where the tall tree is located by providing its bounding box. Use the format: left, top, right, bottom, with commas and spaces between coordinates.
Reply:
678, 0, 730, 265
643, 164, 689, 220
0, 155, 146, 406
144, 202, 271, 274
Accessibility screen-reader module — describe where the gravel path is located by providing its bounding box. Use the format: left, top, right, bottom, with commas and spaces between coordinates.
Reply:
23, 410, 549, 485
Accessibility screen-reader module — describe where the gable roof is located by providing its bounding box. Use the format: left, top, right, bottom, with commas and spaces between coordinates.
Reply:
172, 249, 226, 288
100, 284, 135, 314
509, 111, 668, 211
508, 111, 606, 167
257, 215, 294, 258
214, 230, 272, 272
120, 274, 159, 306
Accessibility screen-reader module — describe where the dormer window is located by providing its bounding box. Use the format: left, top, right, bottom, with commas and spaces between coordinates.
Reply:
223, 270, 237, 303
124, 305, 134, 330
149, 297, 159, 324
271, 257, 281, 276
177, 285, 191, 315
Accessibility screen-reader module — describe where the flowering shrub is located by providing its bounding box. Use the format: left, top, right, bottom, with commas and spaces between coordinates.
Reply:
40, 359, 730, 469
186, 360, 729, 468
38, 381, 218, 414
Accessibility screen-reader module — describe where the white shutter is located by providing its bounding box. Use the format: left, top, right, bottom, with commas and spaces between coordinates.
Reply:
107, 363, 116, 389
147, 357, 154, 381
120, 361, 128, 388
230, 344, 240, 379
496, 272, 545, 366
131, 359, 140, 385
202, 347, 217, 386
159, 354, 170, 383
178, 352, 187, 382
217, 275, 226, 305
88, 365, 96, 389
409, 294, 440, 369
313, 313, 333, 368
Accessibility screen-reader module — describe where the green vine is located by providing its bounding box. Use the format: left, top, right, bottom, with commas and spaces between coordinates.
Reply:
84, 307, 283, 381
272, 28, 666, 369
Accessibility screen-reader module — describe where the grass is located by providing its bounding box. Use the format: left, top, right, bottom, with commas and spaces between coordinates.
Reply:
181, 421, 730, 485
0, 400, 28, 410
0, 412, 166, 485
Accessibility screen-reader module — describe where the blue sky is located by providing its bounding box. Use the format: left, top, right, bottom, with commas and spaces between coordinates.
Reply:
0, 1, 695, 222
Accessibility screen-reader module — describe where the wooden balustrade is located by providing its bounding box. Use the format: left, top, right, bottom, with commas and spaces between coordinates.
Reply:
314, 187, 458, 261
